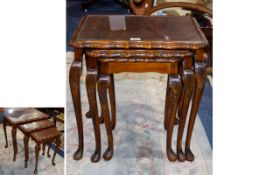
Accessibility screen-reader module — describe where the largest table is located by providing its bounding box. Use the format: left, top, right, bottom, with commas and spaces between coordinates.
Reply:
69, 15, 208, 162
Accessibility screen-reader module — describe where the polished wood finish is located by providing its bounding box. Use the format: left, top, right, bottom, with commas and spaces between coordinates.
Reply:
69, 48, 84, 160
143, 2, 213, 75
70, 15, 208, 50
177, 69, 194, 161
18, 119, 55, 168
165, 75, 181, 161
85, 57, 101, 162
30, 127, 61, 174
185, 61, 207, 161
98, 75, 114, 161
144, 2, 212, 17
70, 15, 208, 162
129, 0, 154, 15
2, 108, 48, 161
144, 3, 212, 161
109, 74, 116, 130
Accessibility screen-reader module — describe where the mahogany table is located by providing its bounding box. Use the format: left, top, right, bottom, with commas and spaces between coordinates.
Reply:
3, 108, 49, 161
69, 15, 208, 162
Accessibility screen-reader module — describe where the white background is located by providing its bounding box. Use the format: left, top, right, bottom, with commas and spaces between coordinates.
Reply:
1, 0, 280, 174
0, 0, 66, 107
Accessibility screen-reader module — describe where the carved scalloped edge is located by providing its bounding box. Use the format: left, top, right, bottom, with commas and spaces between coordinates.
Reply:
96, 57, 183, 63
86, 50, 193, 58
71, 39, 208, 49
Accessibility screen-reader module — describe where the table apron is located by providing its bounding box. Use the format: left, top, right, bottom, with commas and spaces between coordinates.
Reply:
97, 61, 179, 74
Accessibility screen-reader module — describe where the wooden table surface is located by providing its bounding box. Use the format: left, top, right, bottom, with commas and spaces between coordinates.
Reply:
70, 15, 207, 49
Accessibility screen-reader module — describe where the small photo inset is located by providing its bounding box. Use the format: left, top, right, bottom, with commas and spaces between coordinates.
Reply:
0, 108, 64, 175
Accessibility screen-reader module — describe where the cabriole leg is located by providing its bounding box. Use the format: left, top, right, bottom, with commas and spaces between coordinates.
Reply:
177, 70, 194, 162
98, 75, 114, 161
85, 60, 101, 163
166, 75, 181, 161
185, 62, 206, 161
69, 49, 84, 160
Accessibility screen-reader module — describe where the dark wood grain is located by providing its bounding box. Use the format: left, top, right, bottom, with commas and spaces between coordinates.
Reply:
70, 14, 208, 162
30, 127, 61, 174
70, 15, 208, 49
24, 135, 29, 168
166, 75, 181, 161
164, 75, 171, 130
185, 60, 207, 161
11, 126, 17, 161
18, 119, 55, 167
98, 75, 114, 161
34, 144, 40, 174
177, 69, 194, 162
69, 48, 84, 160
129, 0, 154, 15
52, 137, 61, 166
85, 57, 101, 163
109, 74, 116, 130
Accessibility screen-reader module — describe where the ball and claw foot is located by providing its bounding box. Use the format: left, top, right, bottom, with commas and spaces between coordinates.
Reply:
91, 150, 101, 163
52, 162, 56, 166
5, 144, 8, 148
185, 149, 195, 161
24, 162, 28, 168
167, 149, 177, 162
177, 149, 187, 162
103, 147, 113, 161
13, 156, 16, 161
73, 148, 83, 160
34, 170, 38, 174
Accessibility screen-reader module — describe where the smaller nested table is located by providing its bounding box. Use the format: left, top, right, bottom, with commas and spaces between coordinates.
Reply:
18, 119, 55, 168
3, 108, 48, 161
30, 127, 61, 174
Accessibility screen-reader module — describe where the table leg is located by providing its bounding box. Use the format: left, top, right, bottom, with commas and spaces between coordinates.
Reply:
11, 126, 17, 161
69, 49, 84, 160
98, 75, 114, 161
164, 75, 171, 130
34, 143, 41, 174
3, 118, 8, 148
164, 75, 180, 130
47, 143, 51, 157
86, 67, 101, 162
42, 144, 46, 156
166, 75, 181, 161
109, 74, 116, 130
177, 70, 194, 162
52, 137, 61, 166
185, 62, 206, 161
24, 135, 30, 168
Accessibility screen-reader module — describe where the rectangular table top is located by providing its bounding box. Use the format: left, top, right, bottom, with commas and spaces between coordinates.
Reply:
70, 15, 208, 49
3, 108, 49, 125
